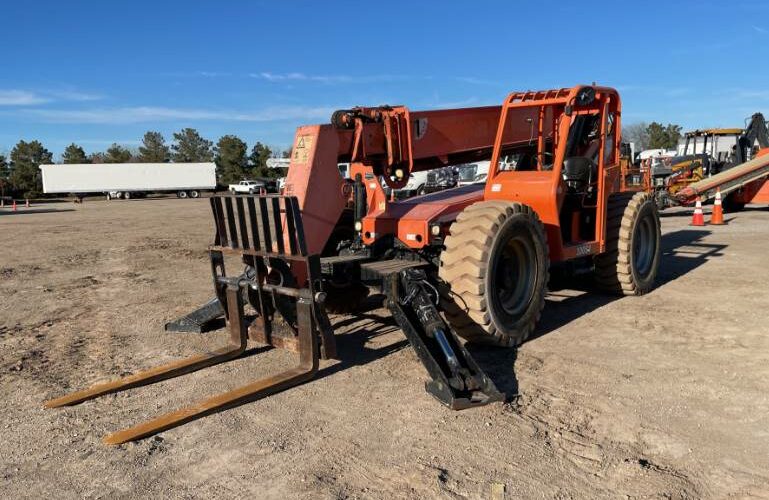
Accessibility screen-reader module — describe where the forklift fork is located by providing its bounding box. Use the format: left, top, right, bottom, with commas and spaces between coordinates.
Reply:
45, 194, 331, 445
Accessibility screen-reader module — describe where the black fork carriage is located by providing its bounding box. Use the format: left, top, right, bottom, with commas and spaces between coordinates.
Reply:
45, 194, 334, 445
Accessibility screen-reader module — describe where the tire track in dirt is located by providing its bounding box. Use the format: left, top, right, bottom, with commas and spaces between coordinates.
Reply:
507, 353, 704, 498
37, 247, 150, 393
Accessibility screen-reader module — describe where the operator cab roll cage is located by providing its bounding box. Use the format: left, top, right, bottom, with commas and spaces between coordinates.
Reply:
485, 86, 621, 257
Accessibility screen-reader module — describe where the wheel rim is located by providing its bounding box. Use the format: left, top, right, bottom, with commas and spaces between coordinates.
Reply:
633, 213, 656, 278
491, 232, 536, 318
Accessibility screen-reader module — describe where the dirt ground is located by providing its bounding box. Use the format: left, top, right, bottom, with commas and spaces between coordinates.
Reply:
1, 197, 768, 499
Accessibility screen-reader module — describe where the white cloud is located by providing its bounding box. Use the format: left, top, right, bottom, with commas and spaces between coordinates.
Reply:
21, 105, 337, 124
249, 72, 437, 85
453, 77, 499, 86
0, 90, 50, 106
47, 89, 104, 101
0, 88, 104, 105
251, 72, 353, 84
752, 25, 768, 34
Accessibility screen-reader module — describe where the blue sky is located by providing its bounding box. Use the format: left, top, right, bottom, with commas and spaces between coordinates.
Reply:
2, 0, 769, 159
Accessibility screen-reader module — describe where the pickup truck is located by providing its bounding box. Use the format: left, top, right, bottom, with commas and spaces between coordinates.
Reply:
228, 180, 266, 194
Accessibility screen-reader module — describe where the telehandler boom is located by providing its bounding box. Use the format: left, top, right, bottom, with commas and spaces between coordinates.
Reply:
46, 85, 662, 444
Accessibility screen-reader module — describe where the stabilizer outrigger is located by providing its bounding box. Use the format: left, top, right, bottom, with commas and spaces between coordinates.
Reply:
45, 194, 501, 444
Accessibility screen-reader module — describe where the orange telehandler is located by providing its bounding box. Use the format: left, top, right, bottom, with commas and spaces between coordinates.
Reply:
46, 85, 662, 444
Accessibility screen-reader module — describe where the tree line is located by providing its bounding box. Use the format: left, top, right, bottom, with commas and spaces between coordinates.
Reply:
1, 122, 682, 199
0, 128, 290, 198
621, 122, 683, 152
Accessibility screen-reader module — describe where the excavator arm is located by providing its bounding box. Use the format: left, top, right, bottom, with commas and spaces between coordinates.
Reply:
736, 112, 769, 164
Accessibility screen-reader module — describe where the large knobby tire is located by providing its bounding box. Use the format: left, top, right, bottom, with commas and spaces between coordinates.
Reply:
439, 201, 549, 347
594, 192, 661, 295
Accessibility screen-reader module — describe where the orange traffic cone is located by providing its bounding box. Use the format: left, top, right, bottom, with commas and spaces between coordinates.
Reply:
711, 189, 724, 225
12, 200, 17, 212
691, 197, 705, 226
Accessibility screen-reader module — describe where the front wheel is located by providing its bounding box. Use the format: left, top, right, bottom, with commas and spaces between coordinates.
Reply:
594, 192, 661, 295
439, 201, 549, 347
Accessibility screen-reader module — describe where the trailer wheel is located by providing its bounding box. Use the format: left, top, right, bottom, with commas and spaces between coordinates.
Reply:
177, 191, 188, 199
439, 201, 549, 347
189, 190, 200, 199
594, 192, 661, 295
124, 191, 131, 200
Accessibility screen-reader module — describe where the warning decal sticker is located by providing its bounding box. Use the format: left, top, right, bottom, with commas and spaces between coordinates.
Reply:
293, 134, 314, 164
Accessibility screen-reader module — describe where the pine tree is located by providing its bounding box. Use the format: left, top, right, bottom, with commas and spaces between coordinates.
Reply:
646, 122, 683, 150
61, 143, 89, 164
9, 140, 53, 197
0, 154, 8, 180
138, 131, 170, 162
248, 142, 272, 177
104, 143, 133, 163
171, 128, 213, 162
215, 135, 248, 185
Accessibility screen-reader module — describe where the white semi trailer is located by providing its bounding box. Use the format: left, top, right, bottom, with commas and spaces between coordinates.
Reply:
39, 163, 217, 199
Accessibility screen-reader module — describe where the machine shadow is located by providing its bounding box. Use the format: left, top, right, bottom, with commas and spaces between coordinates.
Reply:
221, 229, 727, 409
467, 228, 725, 401
316, 296, 408, 381
0, 208, 75, 216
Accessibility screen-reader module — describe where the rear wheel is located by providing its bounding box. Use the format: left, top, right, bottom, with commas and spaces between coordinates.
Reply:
439, 201, 549, 347
177, 191, 188, 199
594, 192, 661, 295
123, 192, 131, 200
189, 190, 200, 198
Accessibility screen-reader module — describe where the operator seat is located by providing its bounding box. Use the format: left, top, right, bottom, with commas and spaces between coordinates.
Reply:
562, 156, 597, 193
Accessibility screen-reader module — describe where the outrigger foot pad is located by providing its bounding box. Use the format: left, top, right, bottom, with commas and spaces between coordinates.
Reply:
385, 268, 504, 409
164, 297, 225, 333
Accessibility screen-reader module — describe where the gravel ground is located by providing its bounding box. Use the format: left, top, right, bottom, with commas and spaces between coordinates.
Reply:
1, 197, 768, 499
